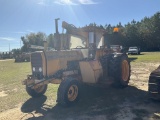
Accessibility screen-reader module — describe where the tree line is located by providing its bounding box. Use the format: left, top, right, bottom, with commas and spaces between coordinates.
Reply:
104, 12, 160, 51
17, 12, 160, 53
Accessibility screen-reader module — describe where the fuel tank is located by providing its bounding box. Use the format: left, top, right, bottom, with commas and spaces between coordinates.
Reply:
31, 50, 85, 77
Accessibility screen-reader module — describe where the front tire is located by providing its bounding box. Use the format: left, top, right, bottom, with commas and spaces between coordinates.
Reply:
26, 84, 48, 97
109, 54, 131, 88
57, 77, 79, 106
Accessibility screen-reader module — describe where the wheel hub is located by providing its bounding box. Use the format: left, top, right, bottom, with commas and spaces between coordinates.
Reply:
34, 85, 45, 93
68, 85, 78, 101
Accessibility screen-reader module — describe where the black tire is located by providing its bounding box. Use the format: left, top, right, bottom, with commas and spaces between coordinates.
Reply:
57, 77, 79, 106
148, 75, 160, 101
100, 54, 113, 79
148, 93, 160, 101
26, 84, 48, 97
109, 54, 131, 88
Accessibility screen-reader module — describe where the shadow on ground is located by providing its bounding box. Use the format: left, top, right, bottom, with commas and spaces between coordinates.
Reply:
21, 85, 160, 120
128, 53, 144, 56
21, 95, 47, 113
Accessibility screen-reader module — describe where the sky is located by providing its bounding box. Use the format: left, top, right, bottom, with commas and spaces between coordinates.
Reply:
0, 0, 160, 52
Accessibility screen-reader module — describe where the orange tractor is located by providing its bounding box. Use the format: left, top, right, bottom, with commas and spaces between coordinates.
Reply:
22, 19, 131, 106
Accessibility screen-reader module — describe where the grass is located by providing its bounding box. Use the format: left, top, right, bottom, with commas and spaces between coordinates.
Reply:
128, 52, 160, 62
0, 61, 31, 90
0, 60, 58, 112
0, 60, 31, 111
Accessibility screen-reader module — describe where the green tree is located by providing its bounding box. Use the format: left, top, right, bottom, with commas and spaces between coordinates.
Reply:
21, 32, 46, 52
47, 34, 54, 48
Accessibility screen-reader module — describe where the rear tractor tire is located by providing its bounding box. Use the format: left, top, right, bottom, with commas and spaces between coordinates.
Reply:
26, 84, 48, 97
57, 77, 79, 106
109, 54, 131, 88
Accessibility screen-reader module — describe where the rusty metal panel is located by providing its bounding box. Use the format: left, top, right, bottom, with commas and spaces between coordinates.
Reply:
79, 60, 103, 83
45, 50, 83, 76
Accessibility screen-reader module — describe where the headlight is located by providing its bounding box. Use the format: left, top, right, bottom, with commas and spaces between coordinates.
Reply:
33, 67, 35, 71
39, 67, 42, 72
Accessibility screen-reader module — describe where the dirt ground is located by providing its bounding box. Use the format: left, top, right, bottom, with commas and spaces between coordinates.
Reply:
0, 62, 160, 120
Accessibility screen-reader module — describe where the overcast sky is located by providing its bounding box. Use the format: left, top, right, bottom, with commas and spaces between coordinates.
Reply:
0, 0, 160, 51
